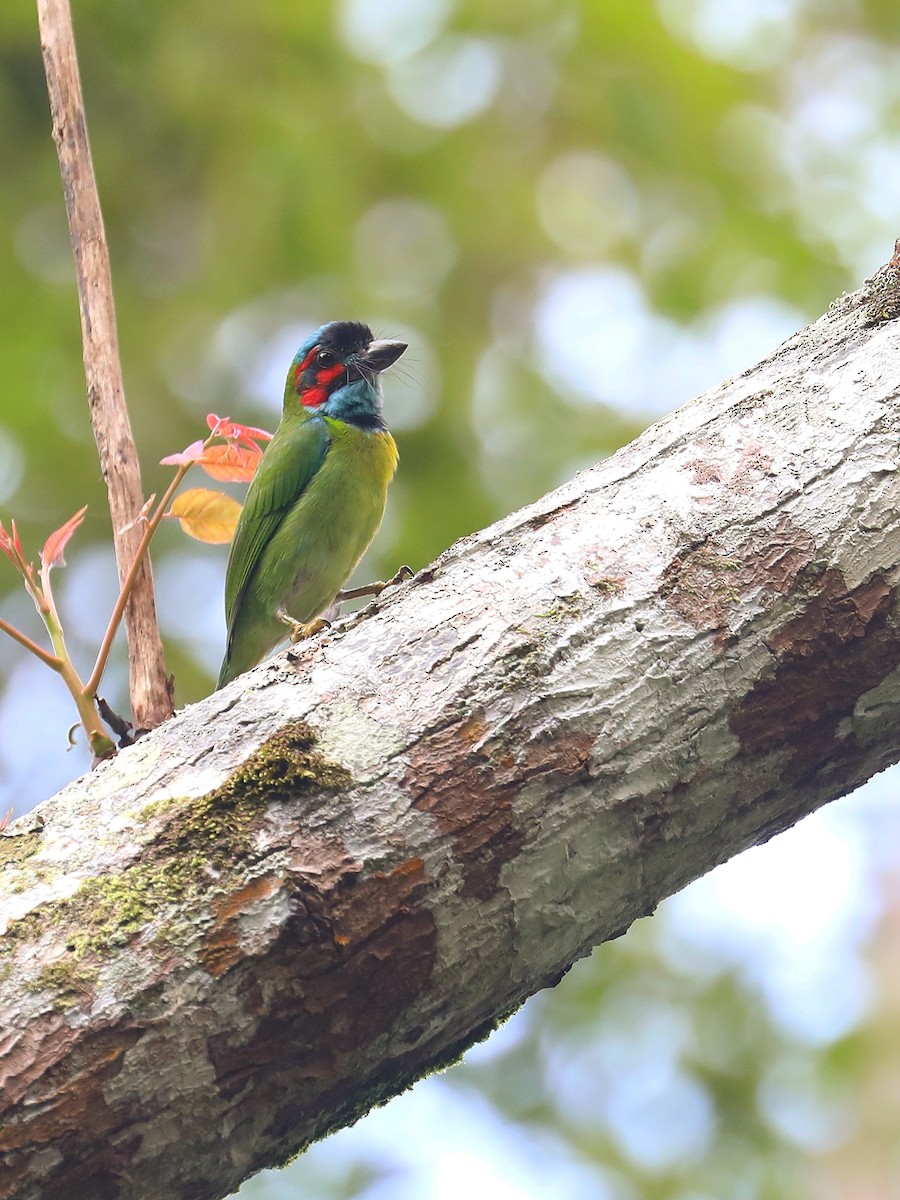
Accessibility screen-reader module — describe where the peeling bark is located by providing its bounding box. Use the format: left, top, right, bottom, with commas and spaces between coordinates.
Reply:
3, 273, 900, 1199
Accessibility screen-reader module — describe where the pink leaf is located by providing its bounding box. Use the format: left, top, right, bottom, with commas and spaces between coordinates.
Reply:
42, 506, 88, 570
160, 440, 206, 468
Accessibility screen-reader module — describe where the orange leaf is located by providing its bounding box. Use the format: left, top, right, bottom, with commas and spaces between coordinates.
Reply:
41, 506, 88, 569
198, 442, 264, 483
167, 489, 243, 544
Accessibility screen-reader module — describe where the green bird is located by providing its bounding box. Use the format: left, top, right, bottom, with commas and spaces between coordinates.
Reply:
216, 320, 407, 688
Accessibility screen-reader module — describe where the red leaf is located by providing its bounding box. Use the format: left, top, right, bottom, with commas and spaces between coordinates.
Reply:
41, 506, 88, 570
0, 521, 15, 564
206, 413, 273, 446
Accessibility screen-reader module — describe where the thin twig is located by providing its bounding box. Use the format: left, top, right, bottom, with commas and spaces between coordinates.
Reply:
36, 0, 173, 729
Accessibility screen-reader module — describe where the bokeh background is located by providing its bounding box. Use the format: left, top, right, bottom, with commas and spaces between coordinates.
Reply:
3, 0, 900, 1196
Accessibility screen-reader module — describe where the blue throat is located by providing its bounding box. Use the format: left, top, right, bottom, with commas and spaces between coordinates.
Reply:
322, 379, 386, 431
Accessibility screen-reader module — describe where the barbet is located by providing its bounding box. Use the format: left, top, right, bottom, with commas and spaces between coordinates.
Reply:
216, 321, 406, 688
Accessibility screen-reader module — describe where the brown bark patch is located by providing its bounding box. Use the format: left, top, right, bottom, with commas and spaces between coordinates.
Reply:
731, 569, 900, 778
37, 1137, 142, 1200
259, 900, 438, 1143
0, 1013, 75, 1109
404, 721, 592, 902
199, 873, 285, 978
330, 856, 428, 950
0, 1024, 144, 1200
0, 1022, 141, 1152
661, 517, 816, 646
207, 856, 436, 1104
0, 1149, 34, 1200
0, 1025, 142, 1151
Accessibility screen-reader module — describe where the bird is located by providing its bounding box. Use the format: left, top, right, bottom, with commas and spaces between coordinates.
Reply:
216, 320, 407, 688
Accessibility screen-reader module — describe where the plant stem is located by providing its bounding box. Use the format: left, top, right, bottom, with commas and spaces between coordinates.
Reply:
0, 616, 61, 671
47, 610, 115, 759
31, 561, 115, 757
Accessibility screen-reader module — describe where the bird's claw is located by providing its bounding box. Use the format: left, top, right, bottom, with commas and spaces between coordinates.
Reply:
276, 564, 413, 651
335, 564, 414, 603
294, 618, 330, 642
276, 608, 331, 642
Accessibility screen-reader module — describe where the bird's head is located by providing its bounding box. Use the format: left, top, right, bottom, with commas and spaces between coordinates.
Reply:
285, 321, 407, 430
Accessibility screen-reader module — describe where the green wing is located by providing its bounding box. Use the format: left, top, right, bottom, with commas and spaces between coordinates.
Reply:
224, 414, 330, 639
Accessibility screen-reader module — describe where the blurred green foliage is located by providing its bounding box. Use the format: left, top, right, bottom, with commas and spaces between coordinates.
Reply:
3, 0, 900, 1197
0, 0, 889, 714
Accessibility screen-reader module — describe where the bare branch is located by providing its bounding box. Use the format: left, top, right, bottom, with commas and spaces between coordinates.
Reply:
35, 0, 173, 729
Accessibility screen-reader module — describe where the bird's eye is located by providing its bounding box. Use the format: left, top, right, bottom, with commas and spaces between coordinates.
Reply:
316, 349, 337, 367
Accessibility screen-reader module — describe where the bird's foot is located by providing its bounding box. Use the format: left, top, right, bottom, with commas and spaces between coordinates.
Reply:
294, 618, 330, 641
336, 564, 414, 603
276, 608, 331, 643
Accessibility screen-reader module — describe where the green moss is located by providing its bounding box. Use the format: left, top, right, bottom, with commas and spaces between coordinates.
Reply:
26, 959, 99, 1009
1, 721, 352, 983
0, 829, 42, 869
693, 551, 741, 572
532, 594, 587, 623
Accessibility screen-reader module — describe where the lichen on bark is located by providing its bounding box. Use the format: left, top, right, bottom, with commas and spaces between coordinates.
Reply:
1, 721, 353, 1007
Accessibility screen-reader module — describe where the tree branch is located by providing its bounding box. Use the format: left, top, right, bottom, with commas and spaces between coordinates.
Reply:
36, 0, 173, 729
3, 275, 900, 1199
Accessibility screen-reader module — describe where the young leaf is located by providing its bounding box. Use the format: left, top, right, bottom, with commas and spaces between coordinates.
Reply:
0, 519, 36, 587
41, 506, 88, 570
0, 522, 17, 568
167, 488, 243, 544
206, 413, 273, 446
160, 440, 207, 468
197, 442, 265, 483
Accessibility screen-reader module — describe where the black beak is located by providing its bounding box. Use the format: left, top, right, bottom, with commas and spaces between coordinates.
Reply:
359, 339, 407, 373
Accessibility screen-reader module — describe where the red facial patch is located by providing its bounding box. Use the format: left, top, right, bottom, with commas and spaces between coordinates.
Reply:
295, 353, 345, 408
301, 385, 327, 408
316, 362, 345, 387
